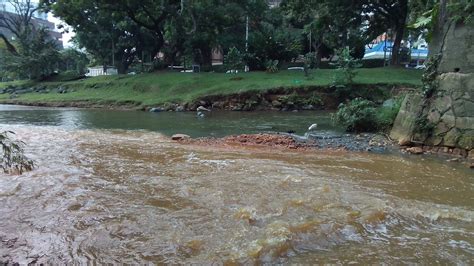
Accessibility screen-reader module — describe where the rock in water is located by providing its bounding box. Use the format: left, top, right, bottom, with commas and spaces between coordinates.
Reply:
171, 134, 191, 141
406, 147, 423, 155
197, 112, 205, 118
197, 106, 211, 112
149, 107, 163, 113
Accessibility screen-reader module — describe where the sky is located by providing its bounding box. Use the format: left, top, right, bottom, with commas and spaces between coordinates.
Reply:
47, 13, 74, 48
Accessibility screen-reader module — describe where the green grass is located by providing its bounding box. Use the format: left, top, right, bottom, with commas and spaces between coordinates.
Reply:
0, 68, 422, 107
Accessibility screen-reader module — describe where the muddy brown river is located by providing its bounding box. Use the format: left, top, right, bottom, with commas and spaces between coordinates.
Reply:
0, 107, 473, 264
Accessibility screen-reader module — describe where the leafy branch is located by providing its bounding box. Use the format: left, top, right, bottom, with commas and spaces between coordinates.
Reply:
0, 131, 35, 174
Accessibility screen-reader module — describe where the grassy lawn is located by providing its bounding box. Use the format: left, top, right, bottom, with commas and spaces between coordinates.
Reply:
0, 68, 422, 106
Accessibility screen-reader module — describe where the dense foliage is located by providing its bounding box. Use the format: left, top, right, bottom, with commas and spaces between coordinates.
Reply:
0, 0, 61, 80
37, 0, 451, 74
0, 0, 468, 79
333, 48, 362, 87
224, 47, 244, 72
449, 0, 474, 24
333, 98, 402, 132
59, 49, 89, 75
333, 98, 379, 132
1, 31, 60, 80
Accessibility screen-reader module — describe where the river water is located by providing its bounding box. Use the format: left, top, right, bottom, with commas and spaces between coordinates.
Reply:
0, 105, 473, 264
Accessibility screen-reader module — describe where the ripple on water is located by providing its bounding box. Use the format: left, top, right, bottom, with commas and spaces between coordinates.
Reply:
0, 125, 473, 264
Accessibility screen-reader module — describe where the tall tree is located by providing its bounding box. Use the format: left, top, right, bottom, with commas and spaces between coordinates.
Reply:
0, 0, 40, 55
363, 0, 409, 65
281, 0, 365, 64
0, 0, 60, 79
47, 0, 270, 70
43, 0, 158, 73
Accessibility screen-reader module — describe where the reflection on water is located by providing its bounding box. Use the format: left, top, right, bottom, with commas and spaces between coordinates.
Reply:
0, 125, 473, 264
0, 104, 341, 137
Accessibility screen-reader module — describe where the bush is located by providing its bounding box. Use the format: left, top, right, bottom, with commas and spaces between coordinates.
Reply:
333, 97, 402, 132
265, 60, 280, 73
332, 98, 378, 132
41, 71, 85, 82
333, 47, 362, 86
224, 47, 244, 72
376, 98, 403, 131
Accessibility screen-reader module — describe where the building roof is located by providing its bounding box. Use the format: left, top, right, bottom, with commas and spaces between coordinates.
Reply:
364, 41, 428, 60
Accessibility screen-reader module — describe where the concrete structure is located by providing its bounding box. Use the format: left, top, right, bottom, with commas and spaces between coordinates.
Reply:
364, 40, 428, 66
86, 66, 118, 77
390, 19, 474, 153
211, 47, 223, 66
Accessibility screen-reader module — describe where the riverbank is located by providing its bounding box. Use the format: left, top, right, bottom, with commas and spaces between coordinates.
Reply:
0, 68, 422, 110
173, 133, 474, 167
175, 132, 394, 153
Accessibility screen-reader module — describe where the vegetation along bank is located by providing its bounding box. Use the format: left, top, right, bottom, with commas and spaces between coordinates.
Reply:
0, 68, 422, 111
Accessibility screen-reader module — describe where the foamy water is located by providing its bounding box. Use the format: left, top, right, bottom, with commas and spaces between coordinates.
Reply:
0, 125, 473, 264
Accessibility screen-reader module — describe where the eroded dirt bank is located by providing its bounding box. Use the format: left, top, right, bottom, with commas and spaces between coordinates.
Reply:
173, 133, 474, 166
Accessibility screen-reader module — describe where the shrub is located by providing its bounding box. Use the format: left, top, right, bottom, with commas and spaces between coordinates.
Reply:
333, 97, 403, 132
265, 60, 280, 73
376, 98, 403, 131
41, 71, 84, 82
333, 47, 362, 86
1, 131, 35, 174
332, 98, 378, 132
224, 47, 244, 72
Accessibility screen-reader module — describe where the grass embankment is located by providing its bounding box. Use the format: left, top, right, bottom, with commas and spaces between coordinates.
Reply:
0, 68, 422, 108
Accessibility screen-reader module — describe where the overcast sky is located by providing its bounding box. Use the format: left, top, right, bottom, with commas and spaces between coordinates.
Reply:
47, 12, 74, 48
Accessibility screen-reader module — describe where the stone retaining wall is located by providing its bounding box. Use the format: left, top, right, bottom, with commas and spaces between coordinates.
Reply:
390, 21, 474, 157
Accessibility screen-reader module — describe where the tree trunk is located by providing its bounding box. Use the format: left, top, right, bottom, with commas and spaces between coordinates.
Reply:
117, 64, 126, 74
390, 0, 408, 65
200, 47, 213, 70
315, 45, 323, 68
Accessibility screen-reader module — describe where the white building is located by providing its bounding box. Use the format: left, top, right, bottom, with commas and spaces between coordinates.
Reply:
86, 66, 118, 77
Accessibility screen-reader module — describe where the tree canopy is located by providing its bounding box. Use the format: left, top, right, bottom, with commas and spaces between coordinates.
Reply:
0, 0, 463, 77
0, 0, 61, 80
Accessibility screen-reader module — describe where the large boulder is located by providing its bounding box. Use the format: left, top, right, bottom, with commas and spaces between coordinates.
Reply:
389, 94, 424, 142
171, 134, 190, 141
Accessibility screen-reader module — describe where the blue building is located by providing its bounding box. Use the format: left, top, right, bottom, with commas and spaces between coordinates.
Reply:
364, 41, 428, 67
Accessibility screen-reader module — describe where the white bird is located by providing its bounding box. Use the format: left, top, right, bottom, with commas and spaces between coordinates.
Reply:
308, 123, 318, 131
